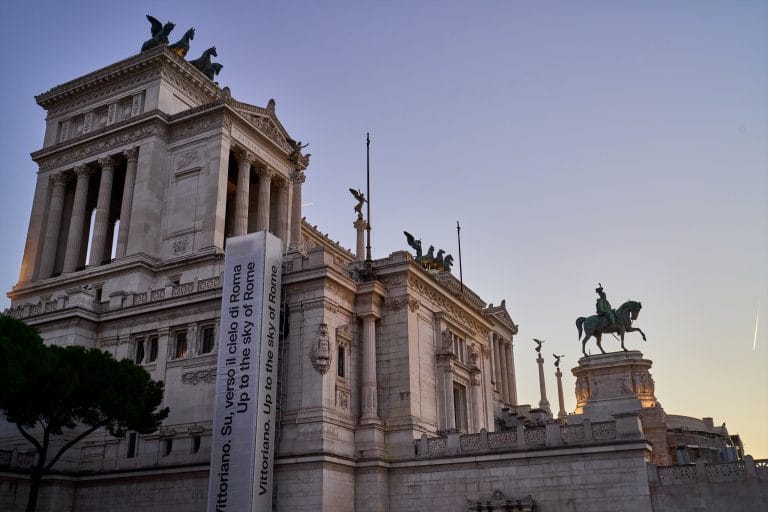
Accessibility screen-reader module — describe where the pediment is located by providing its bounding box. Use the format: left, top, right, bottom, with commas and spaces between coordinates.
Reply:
231, 103, 291, 152
483, 301, 518, 334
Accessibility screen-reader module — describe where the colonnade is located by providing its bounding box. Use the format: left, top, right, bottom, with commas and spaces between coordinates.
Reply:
490, 333, 518, 406
37, 148, 139, 279
230, 148, 302, 244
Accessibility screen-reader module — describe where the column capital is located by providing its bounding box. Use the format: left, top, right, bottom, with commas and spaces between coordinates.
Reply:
50, 172, 70, 185
257, 166, 276, 179
274, 176, 289, 189
290, 169, 306, 184
123, 147, 139, 162
73, 165, 93, 178
98, 156, 116, 171
234, 148, 255, 165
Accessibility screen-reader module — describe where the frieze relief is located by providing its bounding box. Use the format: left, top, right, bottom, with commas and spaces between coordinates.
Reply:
44, 67, 162, 117
170, 115, 225, 141
299, 423, 339, 440
408, 275, 489, 336
309, 323, 332, 374
160, 67, 218, 106
172, 237, 191, 255
176, 149, 201, 170
336, 385, 351, 412
182, 368, 216, 385
37, 122, 166, 171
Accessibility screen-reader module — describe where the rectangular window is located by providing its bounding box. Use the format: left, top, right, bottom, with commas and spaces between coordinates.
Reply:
191, 436, 201, 454
126, 433, 137, 458
453, 383, 468, 433
163, 439, 173, 456
201, 326, 215, 354
337, 346, 345, 378
174, 331, 187, 359
135, 338, 145, 364
148, 336, 158, 362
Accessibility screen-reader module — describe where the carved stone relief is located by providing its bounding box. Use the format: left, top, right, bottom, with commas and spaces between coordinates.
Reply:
309, 323, 332, 374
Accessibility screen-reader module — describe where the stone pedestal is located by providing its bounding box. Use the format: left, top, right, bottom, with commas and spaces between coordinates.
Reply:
572, 350, 658, 421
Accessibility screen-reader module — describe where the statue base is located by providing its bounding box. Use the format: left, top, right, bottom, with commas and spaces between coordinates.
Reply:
571, 350, 658, 422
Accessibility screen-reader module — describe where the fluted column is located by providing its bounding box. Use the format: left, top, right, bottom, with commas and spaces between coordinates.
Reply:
256, 167, 274, 232
233, 150, 253, 237
491, 334, 501, 388
289, 170, 305, 250
498, 339, 510, 403
360, 314, 380, 424
471, 370, 484, 432
89, 156, 116, 266
115, 147, 138, 258
505, 342, 518, 406
38, 173, 69, 278
555, 366, 566, 419
537, 354, 551, 413
354, 217, 367, 261
275, 179, 288, 242
62, 166, 92, 273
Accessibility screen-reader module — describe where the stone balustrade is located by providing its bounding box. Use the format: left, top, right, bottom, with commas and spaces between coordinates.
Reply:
4, 275, 222, 320
649, 456, 767, 485
414, 416, 639, 458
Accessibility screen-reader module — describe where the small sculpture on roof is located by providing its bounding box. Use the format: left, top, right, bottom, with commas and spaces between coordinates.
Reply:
169, 27, 195, 58
190, 46, 223, 80
141, 15, 175, 52
553, 354, 564, 368
533, 338, 544, 354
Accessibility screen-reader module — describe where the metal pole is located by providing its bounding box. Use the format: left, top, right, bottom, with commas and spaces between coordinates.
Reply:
457, 220, 464, 293
365, 133, 372, 263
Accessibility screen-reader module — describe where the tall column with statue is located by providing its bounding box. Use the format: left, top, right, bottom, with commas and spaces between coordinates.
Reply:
533, 339, 551, 414
554, 354, 566, 419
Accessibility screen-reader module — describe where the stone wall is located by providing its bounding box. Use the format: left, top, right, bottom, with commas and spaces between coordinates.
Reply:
649, 457, 768, 512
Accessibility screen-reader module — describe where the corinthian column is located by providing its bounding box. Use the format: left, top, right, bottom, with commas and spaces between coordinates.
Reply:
38, 173, 69, 278
62, 166, 93, 273
505, 342, 518, 406
498, 339, 510, 403
115, 147, 138, 258
233, 150, 253, 237
536, 353, 551, 414
89, 156, 116, 266
289, 170, 305, 250
256, 167, 274, 232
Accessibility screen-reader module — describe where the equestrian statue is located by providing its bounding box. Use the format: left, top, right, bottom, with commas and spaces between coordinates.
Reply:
190, 46, 223, 80
576, 284, 646, 357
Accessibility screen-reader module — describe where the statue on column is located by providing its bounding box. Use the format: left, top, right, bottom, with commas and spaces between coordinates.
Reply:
403, 231, 423, 261
553, 354, 563, 368
349, 188, 366, 219
533, 338, 544, 355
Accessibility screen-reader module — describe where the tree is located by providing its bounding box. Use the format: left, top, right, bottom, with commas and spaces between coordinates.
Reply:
0, 315, 169, 512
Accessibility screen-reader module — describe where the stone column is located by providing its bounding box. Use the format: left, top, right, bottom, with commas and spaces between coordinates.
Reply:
505, 342, 518, 406
38, 173, 69, 278
62, 166, 92, 273
89, 156, 116, 266
498, 339, 510, 403
536, 354, 551, 413
275, 179, 289, 243
471, 370, 484, 432
492, 335, 503, 394
354, 217, 366, 261
361, 314, 379, 424
555, 366, 567, 419
488, 333, 497, 385
115, 147, 138, 258
233, 150, 253, 237
444, 368, 456, 432
256, 167, 274, 232
289, 170, 305, 251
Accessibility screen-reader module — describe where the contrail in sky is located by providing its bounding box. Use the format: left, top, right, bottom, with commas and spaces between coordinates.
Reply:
754, 304, 760, 351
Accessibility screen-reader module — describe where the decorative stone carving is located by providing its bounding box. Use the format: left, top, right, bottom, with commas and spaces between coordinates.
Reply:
336, 385, 350, 412
290, 169, 306, 184
408, 275, 489, 336
182, 368, 216, 385
466, 491, 535, 511
173, 237, 190, 255
176, 150, 199, 170
309, 323, 332, 374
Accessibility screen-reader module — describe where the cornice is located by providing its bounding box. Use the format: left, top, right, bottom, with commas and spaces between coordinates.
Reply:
36, 47, 219, 113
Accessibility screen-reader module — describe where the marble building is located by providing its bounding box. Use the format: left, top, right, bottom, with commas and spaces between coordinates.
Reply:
1, 44, 766, 512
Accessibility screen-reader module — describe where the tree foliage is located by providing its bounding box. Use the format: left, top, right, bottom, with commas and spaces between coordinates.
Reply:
0, 315, 169, 512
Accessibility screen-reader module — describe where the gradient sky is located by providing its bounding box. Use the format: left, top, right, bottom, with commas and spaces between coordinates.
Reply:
1, 1, 766, 457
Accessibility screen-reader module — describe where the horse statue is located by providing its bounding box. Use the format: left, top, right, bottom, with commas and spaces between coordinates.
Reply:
576, 300, 646, 357
169, 27, 195, 58
443, 254, 454, 272
141, 15, 175, 52
190, 46, 221, 80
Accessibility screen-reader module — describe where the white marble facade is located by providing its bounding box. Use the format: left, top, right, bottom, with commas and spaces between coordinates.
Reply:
2, 46, 762, 512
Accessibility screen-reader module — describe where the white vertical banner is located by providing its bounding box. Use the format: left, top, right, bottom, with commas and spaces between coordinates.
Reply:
207, 232, 283, 512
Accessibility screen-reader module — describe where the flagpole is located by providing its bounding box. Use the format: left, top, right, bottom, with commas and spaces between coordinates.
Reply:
457, 220, 464, 293
365, 133, 372, 263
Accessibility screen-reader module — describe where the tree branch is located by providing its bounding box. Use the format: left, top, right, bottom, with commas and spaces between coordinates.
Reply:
45, 424, 104, 472
16, 423, 42, 453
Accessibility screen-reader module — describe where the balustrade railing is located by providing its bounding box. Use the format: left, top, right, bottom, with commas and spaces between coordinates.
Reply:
651, 457, 766, 485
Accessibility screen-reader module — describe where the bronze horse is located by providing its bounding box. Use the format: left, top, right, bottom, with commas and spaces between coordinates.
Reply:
576, 300, 646, 356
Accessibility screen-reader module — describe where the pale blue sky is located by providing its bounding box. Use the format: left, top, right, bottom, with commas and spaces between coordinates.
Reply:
1, 1, 766, 456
